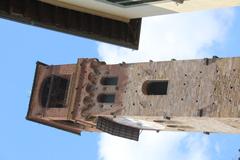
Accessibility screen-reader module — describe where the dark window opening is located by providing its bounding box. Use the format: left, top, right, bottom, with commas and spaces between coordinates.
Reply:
142, 80, 168, 95
101, 77, 118, 85
40, 75, 69, 108
97, 94, 115, 103
41, 77, 51, 108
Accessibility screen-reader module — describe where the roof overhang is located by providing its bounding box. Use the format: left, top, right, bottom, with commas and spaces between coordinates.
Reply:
0, 0, 141, 49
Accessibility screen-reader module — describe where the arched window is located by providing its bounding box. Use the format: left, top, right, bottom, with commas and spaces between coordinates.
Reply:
142, 80, 168, 95
40, 75, 69, 108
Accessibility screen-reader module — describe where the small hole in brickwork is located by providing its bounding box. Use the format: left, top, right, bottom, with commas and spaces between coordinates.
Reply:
133, 103, 135, 106
167, 125, 178, 128
183, 83, 186, 86
200, 71, 202, 74
233, 69, 236, 72
230, 86, 233, 89
198, 109, 203, 117
196, 100, 198, 103
154, 120, 165, 123
185, 74, 187, 77
181, 98, 184, 101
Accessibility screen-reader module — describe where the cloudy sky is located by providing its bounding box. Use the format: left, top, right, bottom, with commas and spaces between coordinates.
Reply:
0, 5, 240, 160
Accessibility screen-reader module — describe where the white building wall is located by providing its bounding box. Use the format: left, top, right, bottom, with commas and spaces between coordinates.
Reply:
41, 0, 240, 22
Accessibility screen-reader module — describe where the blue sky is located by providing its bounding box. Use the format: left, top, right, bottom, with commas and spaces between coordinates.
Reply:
0, 19, 99, 160
0, 6, 240, 160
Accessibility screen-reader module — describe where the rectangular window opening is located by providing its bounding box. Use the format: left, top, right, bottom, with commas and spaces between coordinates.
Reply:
101, 77, 118, 85
40, 75, 69, 108
97, 94, 115, 103
48, 75, 69, 108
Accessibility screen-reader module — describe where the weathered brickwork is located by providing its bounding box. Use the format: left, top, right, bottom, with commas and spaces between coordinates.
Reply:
27, 57, 240, 140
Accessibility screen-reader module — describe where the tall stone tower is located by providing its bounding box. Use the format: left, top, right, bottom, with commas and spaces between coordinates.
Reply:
27, 57, 240, 141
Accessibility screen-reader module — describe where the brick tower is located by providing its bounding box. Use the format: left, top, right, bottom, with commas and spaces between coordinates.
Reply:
27, 57, 240, 141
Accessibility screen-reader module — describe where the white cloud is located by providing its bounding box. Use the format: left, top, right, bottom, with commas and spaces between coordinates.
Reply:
98, 132, 210, 160
97, 7, 235, 160
98, 8, 234, 64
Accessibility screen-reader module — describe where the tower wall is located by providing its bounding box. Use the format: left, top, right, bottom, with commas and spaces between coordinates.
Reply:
113, 57, 240, 133
122, 58, 240, 118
